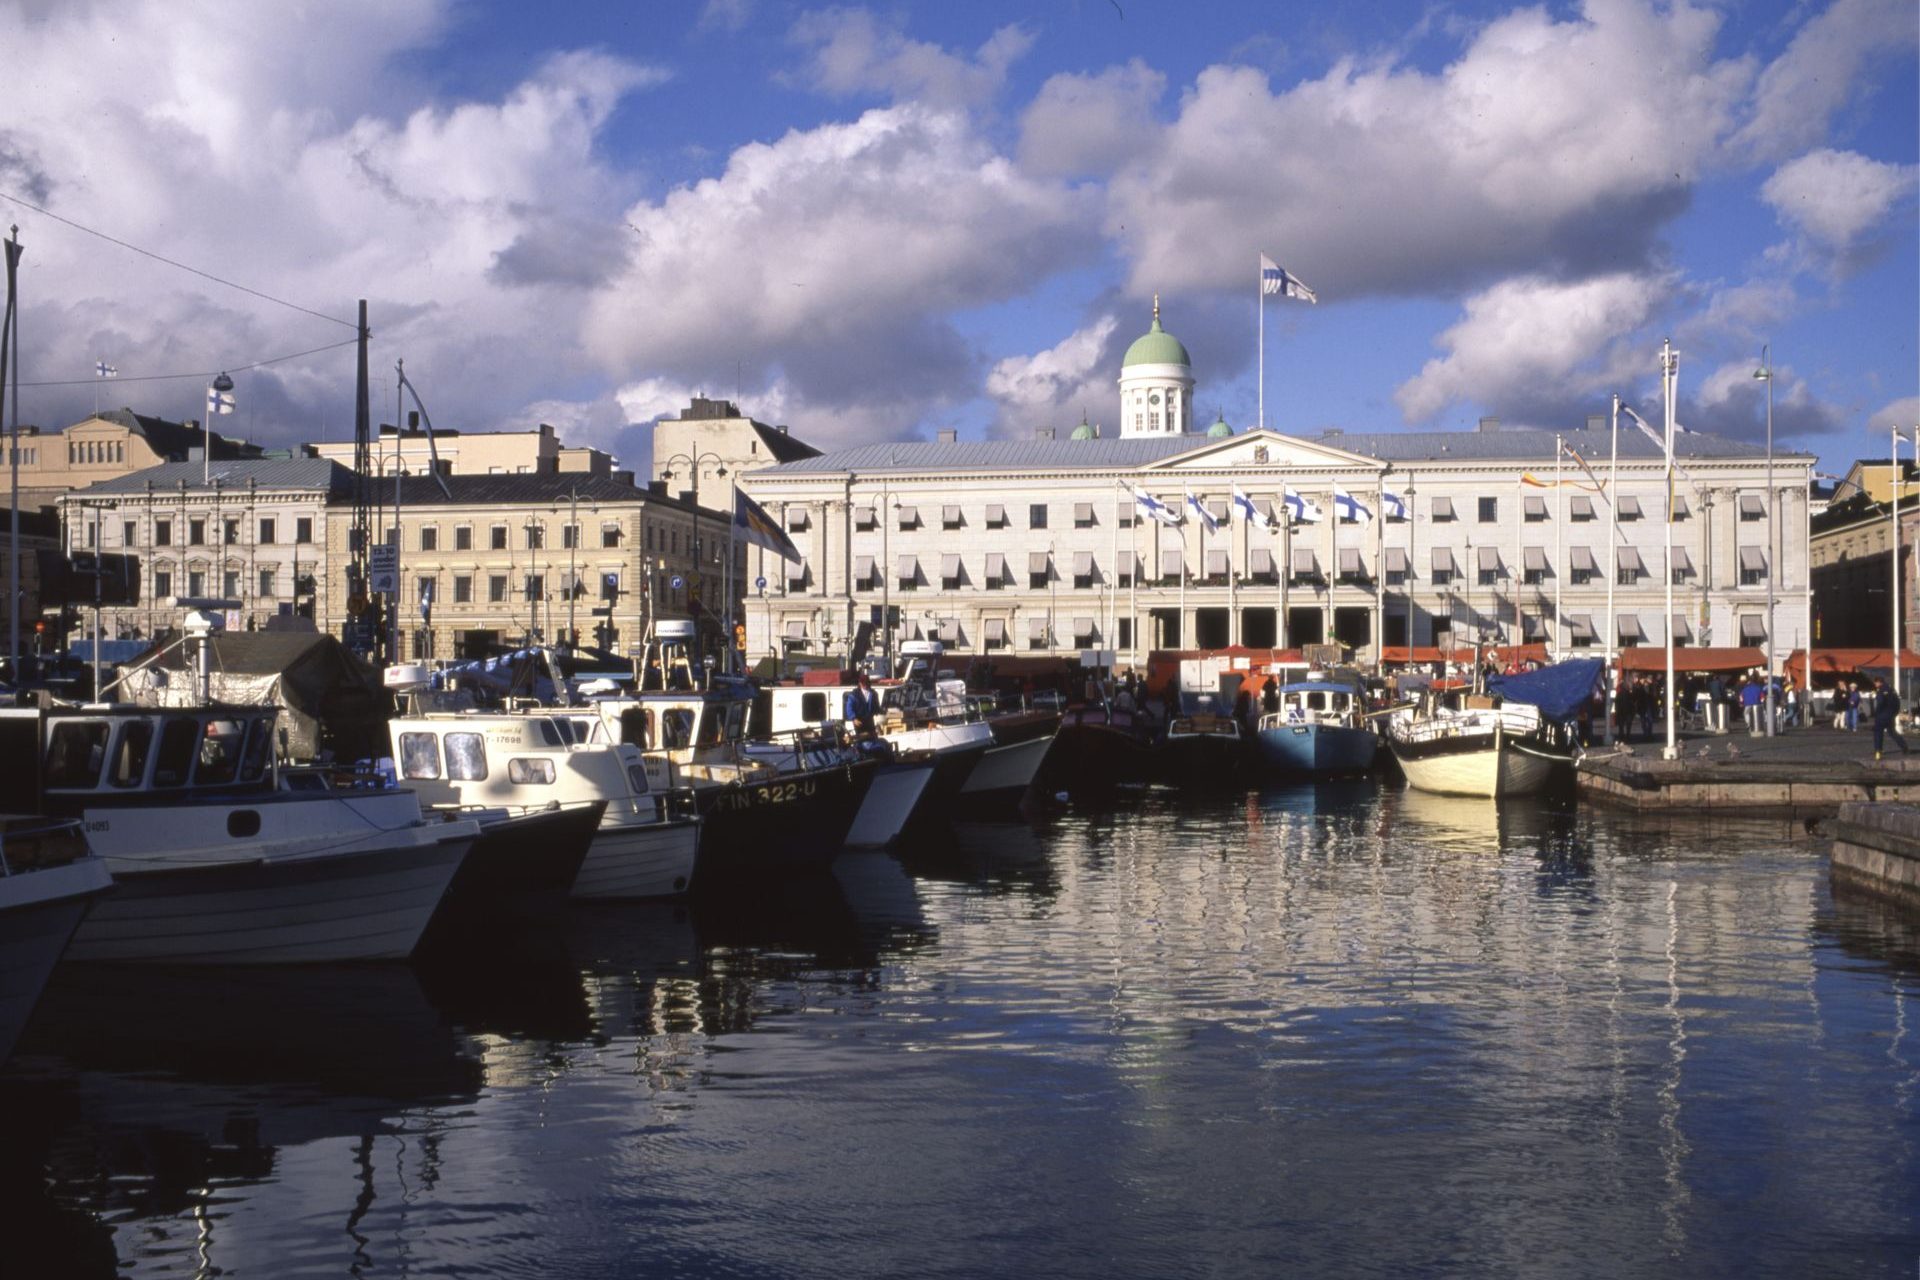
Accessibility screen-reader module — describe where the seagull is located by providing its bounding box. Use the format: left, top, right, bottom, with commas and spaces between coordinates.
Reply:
1726, 742, 1740, 758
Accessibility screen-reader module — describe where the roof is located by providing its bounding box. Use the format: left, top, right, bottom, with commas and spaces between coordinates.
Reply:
86, 408, 259, 461
751, 421, 821, 464
75, 457, 354, 497
756, 422, 1800, 478
365, 471, 697, 512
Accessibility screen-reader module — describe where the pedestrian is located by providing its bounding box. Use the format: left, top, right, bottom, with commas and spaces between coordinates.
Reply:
1637, 677, 1656, 739
1261, 677, 1280, 716
1847, 681, 1862, 732
1871, 677, 1908, 759
843, 671, 880, 737
1740, 676, 1763, 734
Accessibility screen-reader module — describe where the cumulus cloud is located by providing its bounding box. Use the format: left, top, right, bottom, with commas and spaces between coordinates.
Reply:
1017, 61, 1166, 178
1761, 148, 1917, 251
1682, 357, 1843, 443
1868, 397, 1920, 436
984, 315, 1121, 432
1106, 1, 1746, 301
1734, 0, 1917, 162
788, 9, 1034, 108
583, 104, 1096, 441
1395, 272, 1667, 422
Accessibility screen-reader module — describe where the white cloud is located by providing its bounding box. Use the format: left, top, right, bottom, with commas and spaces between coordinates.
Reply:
1106, 1, 1748, 300
1017, 61, 1166, 178
1395, 272, 1665, 422
984, 315, 1120, 432
788, 9, 1034, 109
1869, 397, 1920, 435
697, 0, 752, 34
1735, 0, 1917, 162
1761, 148, 1917, 250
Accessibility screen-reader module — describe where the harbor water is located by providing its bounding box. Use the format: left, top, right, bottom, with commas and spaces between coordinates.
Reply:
6, 785, 1919, 1277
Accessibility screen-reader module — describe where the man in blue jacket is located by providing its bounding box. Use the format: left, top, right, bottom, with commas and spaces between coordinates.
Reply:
1871, 677, 1908, 760
843, 671, 880, 737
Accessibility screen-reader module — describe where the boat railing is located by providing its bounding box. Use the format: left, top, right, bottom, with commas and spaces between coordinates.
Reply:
1391, 704, 1545, 745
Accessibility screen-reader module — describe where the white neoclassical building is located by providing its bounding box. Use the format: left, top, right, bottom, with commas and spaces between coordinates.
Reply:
738, 306, 1814, 670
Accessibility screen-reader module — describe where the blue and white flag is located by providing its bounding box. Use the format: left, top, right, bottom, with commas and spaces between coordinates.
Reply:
1133, 487, 1182, 527
1260, 253, 1317, 304
1333, 487, 1372, 523
206, 384, 235, 416
1382, 490, 1407, 521
95, 360, 116, 378
1186, 489, 1219, 534
734, 489, 804, 563
1232, 486, 1273, 532
1283, 486, 1324, 524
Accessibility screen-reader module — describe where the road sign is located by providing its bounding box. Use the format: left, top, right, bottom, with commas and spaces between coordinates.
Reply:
670, 575, 685, 590
755, 575, 767, 591
369, 544, 398, 595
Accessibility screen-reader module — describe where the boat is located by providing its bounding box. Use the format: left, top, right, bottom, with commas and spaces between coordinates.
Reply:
1041, 702, 1160, 800
383, 688, 701, 900
1383, 658, 1596, 798
1158, 689, 1248, 785
0, 816, 114, 1063
1253, 674, 1378, 777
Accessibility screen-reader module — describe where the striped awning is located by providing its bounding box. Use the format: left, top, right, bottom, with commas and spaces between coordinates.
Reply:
1431, 496, 1455, 519
1074, 616, 1096, 640
1074, 551, 1095, 576
1569, 546, 1597, 572
942, 505, 962, 526
784, 620, 806, 639
854, 505, 875, 528
939, 619, 959, 643
1617, 613, 1644, 640
1293, 548, 1319, 575
1029, 616, 1050, 638
985, 552, 1006, 580
1523, 495, 1547, 518
1670, 613, 1692, 642
785, 561, 807, 584
940, 553, 961, 579
1074, 502, 1094, 524
1740, 615, 1767, 641
1670, 547, 1694, 575
1339, 548, 1363, 575
1524, 546, 1548, 571
1739, 494, 1764, 518
897, 506, 918, 528
1671, 494, 1691, 519
1430, 547, 1457, 572
1617, 496, 1642, 519
1206, 549, 1229, 576
1523, 614, 1547, 639
785, 507, 808, 531
985, 618, 1007, 642
1617, 547, 1645, 573
1249, 547, 1275, 576
1030, 551, 1051, 574
985, 504, 1006, 526
853, 554, 875, 582
1570, 495, 1595, 519
1477, 546, 1501, 571
1739, 546, 1766, 571
897, 554, 918, 580
1161, 549, 1184, 578
1384, 546, 1409, 574
1206, 499, 1229, 521
1566, 613, 1595, 639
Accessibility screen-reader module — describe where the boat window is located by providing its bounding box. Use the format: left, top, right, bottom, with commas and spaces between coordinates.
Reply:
45, 721, 110, 789
153, 718, 200, 787
445, 733, 488, 781
399, 732, 442, 780
619, 707, 653, 749
662, 710, 695, 750
801, 692, 827, 723
196, 719, 247, 786
571, 718, 599, 743
696, 707, 729, 749
1307, 692, 1327, 712
508, 757, 556, 785
537, 719, 564, 747
109, 720, 154, 788
627, 764, 650, 795
238, 718, 273, 782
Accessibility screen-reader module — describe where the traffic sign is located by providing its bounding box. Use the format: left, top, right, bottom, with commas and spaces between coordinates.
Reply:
755, 575, 767, 591
369, 544, 398, 595
670, 575, 685, 590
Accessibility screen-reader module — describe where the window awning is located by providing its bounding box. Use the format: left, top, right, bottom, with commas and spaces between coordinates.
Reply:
1029, 616, 1049, 638
942, 505, 962, 525
1030, 551, 1051, 573
1249, 547, 1274, 576
1617, 547, 1645, 572
1338, 548, 1362, 575
1618, 613, 1644, 640
1293, 548, 1319, 575
898, 554, 918, 579
985, 503, 1006, 525
854, 505, 875, 527
941, 553, 961, 578
1432, 497, 1455, 519
1523, 614, 1547, 639
1384, 546, 1409, 573
985, 618, 1007, 642
1739, 546, 1766, 571
1524, 495, 1547, 518
1074, 502, 1094, 523
1115, 500, 1132, 522
1617, 496, 1642, 519
1073, 616, 1095, 639
1430, 547, 1457, 572
1524, 546, 1548, 571
1670, 547, 1694, 574
1739, 494, 1764, 517
1206, 549, 1229, 576
1207, 499, 1228, 521
1671, 494, 1691, 519
939, 619, 959, 642
785, 508, 808, 531
1570, 496, 1595, 519
1074, 551, 1095, 575
897, 506, 918, 527
1566, 613, 1595, 638
1161, 549, 1184, 577
784, 620, 806, 639
1670, 613, 1692, 641
1477, 546, 1501, 571
985, 552, 1006, 579
1255, 497, 1277, 522
1570, 546, 1597, 572
854, 554, 875, 580
1740, 615, 1767, 641
785, 561, 807, 583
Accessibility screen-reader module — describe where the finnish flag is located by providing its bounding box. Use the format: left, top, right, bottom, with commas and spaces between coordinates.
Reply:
1133, 487, 1182, 527
1333, 487, 1372, 523
1381, 490, 1408, 521
1232, 486, 1273, 531
1260, 253, 1317, 304
1186, 490, 1219, 533
1283, 486, 1324, 524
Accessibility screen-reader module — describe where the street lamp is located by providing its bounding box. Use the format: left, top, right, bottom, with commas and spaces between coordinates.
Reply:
660, 452, 729, 661
1754, 346, 1775, 735
552, 486, 598, 649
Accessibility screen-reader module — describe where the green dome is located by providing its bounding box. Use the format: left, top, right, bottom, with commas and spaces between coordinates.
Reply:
1121, 297, 1191, 368
1069, 421, 1096, 440
1206, 413, 1233, 439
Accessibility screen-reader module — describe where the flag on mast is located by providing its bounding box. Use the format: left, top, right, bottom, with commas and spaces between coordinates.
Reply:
1333, 487, 1372, 522
94, 361, 116, 378
1381, 490, 1408, 520
732, 489, 803, 562
1186, 489, 1219, 533
1133, 487, 1183, 527
1259, 253, 1318, 304
1232, 486, 1273, 531
1283, 486, 1324, 524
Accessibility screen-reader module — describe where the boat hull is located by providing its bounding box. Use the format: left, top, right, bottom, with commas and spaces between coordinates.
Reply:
1390, 733, 1557, 798
959, 733, 1054, 815
571, 816, 700, 900
1043, 713, 1159, 798
1158, 733, 1247, 786
1254, 723, 1378, 777
426, 802, 605, 932
0, 854, 114, 1062
844, 758, 934, 849
693, 758, 878, 884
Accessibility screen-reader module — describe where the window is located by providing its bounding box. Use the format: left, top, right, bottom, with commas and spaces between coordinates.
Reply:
45, 721, 109, 789
525, 524, 545, 550
110, 721, 153, 788
1477, 497, 1498, 523
259, 567, 276, 597
189, 519, 205, 545
602, 525, 621, 548
222, 570, 240, 598
455, 525, 473, 551
155, 519, 172, 546
411, 628, 434, 661
416, 576, 435, 605
1073, 503, 1094, 529
1030, 552, 1050, 591
1117, 618, 1133, 649
1739, 495, 1764, 522
154, 570, 172, 598
224, 520, 240, 545
1739, 547, 1767, 586
489, 575, 508, 603
123, 520, 137, 546
562, 524, 580, 550
508, 757, 557, 785
454, 575, 473, 604
491, 525, 508, 550
800, 692, 828, 723
152, 718, 199, 787
188, 570, 206, 596
420, 525, 438, 551
1029, 503, 1048, 530
1432, 566, 1453, 587
525, 574, 544, 600
196, 719, 245, 786
399, 732, 442, 780
445, 733, 488, 780
296, 516, 313, 544
258, 518, 276, 544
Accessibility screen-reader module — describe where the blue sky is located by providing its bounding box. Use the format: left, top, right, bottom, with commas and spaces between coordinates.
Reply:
2, 0, 1914, 475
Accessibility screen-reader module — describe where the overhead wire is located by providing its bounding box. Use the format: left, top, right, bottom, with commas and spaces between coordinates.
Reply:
20, 336, 364, 388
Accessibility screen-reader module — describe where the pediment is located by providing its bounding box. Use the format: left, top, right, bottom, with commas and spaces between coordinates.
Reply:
1137, 429, 1384, 473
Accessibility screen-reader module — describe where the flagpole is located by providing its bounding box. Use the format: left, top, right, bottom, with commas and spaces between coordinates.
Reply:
1605, 393, 1619, 746
1258, 262, 1266, 431
1374, 470, 1385, 664
1279, 505, 1290, 651
1554, 437, 1563, 659
1804, 464, 1813, 706
1109, 481, 1119, 661
1662, 343, 1679, 761
3, 225, 19, 668
1893, 426, 1902, 698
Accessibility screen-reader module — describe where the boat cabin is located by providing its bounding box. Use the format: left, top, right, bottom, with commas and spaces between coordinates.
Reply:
0, 704, 281, 814
388, 711, 663, 815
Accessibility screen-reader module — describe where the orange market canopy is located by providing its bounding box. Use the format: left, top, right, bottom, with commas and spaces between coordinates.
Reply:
1618, 646, 1764, 674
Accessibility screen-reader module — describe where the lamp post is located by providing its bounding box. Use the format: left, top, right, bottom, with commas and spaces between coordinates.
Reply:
660, 451, 728, 660
1754, 346, 1776, 735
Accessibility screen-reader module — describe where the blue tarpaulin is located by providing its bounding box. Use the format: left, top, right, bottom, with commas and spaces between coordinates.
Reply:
1486, 658, 1604, 722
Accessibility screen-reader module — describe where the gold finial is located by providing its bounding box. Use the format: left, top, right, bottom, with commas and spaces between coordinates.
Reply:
1152, 293, 1160, 326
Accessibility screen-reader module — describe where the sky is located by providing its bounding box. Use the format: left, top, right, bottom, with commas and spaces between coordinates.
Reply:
1, 0, 1914, 477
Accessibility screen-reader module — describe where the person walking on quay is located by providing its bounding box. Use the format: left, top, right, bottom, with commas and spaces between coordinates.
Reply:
1847, 681, 1863, 732
1741, 676, 1764, 735
1871, 677, 1908, 760
1637, 677, 1657, 739
843, 671, 880, 738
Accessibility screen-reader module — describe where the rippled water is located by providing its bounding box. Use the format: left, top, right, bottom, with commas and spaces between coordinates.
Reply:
6, 785, 1919, 1278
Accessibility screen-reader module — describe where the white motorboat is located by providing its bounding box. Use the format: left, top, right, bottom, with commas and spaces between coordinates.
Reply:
1384, 700, 1567, 798
0, 816, 114, 1063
